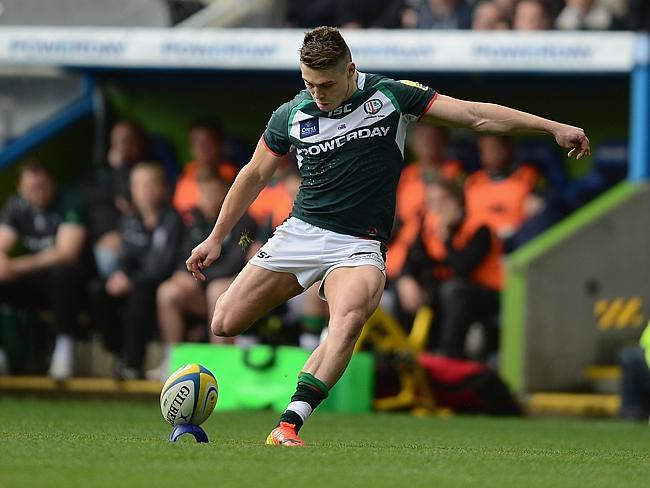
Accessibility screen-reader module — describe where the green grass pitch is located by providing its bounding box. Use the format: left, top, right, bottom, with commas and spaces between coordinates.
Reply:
1, 397, 649, 487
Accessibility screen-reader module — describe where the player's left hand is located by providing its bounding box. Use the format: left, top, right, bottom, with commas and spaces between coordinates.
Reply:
554, 124, 591, 160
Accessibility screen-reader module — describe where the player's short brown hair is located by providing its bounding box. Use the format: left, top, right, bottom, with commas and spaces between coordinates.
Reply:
300, 26, 351, 71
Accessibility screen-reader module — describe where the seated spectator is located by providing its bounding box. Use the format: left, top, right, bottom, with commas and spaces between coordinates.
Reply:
388, 125, 463, 279
472, 0, 510, 29
335, 0, 405, 28
396, 178, 502, 358
0, 160, 89, 379
172, 120, 238, 218
91, 162, 183, 380
513, 0, 554, 30
150, 171, 258, 379
618, 345, 650, 421
464, 135, 542, 243
629, 0, 650, 31
555, 0, 619, 30
493, 0, 518, 22
285, 0, 338, 27
402, 0, 473, 29
84, 120, 148, 278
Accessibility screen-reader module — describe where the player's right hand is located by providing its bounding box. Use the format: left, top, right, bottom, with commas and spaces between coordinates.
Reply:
554, 124, 591, 160
186, 237, 222, 281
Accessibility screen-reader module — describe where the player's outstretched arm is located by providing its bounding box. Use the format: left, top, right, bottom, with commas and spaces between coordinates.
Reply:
186, 137, 284, 281
423, 94, 591, 159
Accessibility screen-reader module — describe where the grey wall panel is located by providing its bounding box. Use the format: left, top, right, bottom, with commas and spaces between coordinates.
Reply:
523, 185, 650, 391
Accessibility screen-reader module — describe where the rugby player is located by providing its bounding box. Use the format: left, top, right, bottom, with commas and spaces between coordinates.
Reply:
186, 26, 590, 446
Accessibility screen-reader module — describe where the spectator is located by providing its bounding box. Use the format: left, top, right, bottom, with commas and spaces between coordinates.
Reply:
172, 120, 238, 219
472, 0, 510, 29
493, 0, 518, 22
335, 0, 406, 28
629, 0, 650, 31
0, 160, 89, 379
388, 125, 463, 279
512, 0, 554, 30
284, 0, 337, 27
92, 162, 183, 379
150, 170, 257, 380
464, 135, 542, 242
402, 0, 473, 29
555, 0, 618, 30
396, 178, 502, 358
84, 120, 148, 278
618, 345, 650, 421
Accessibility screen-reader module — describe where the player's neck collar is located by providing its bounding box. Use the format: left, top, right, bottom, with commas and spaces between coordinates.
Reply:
356, 71, 366, 90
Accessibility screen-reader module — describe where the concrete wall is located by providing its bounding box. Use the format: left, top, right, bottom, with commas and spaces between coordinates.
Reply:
522, 184, 650, 391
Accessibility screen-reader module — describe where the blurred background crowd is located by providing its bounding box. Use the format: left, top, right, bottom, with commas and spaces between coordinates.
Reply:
0, 114, 627, 380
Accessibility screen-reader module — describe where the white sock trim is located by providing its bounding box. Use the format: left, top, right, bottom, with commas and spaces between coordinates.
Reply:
286, 401, 313, 423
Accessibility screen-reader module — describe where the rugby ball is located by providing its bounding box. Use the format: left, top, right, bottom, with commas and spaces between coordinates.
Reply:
160, 364, 218, 427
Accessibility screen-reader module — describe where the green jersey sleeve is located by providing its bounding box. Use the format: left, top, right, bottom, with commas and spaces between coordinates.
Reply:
383, 79, 437, 119
263, 102, 291, 156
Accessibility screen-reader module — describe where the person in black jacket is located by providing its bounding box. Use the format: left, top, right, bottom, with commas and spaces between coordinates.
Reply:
92, 161, 182, 379
149, 170, 257, 380
0, 160, 90, 378
83, 120, 148, 278
396, 177, 502, 358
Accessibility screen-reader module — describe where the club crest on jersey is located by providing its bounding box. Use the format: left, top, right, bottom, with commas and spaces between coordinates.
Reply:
299, 118, 319, 138
364, 99, 383, 114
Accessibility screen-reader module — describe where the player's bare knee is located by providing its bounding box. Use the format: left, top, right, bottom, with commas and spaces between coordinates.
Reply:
210, 301, 239, 338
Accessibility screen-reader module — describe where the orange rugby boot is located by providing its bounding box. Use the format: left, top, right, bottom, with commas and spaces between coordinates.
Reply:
265, 422, 305, 447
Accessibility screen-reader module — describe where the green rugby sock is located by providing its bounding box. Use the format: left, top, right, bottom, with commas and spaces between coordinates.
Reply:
278, 372, 329, 432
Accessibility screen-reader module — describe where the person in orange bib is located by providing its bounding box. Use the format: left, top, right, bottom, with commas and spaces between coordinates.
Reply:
396, 177, 502, 358
388, 124, 464, 279
172, 120, 239, 219
464, 134, 543, 243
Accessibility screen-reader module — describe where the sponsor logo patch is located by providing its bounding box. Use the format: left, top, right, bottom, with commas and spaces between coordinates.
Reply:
299, 118, 319, 138
364, 99, 383, 114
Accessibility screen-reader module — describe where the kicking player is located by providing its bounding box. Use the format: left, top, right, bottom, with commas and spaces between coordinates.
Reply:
186, 26, 590, 446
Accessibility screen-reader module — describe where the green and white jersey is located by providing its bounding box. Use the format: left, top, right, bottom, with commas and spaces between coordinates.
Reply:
263, 72, 436, 243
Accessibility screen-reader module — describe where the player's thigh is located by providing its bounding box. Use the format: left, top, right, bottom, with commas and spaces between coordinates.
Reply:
211, 263, 304, 336
323, 265, 385, 337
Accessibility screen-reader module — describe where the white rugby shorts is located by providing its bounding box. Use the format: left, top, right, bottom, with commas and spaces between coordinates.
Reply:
248, 217, 386, 299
